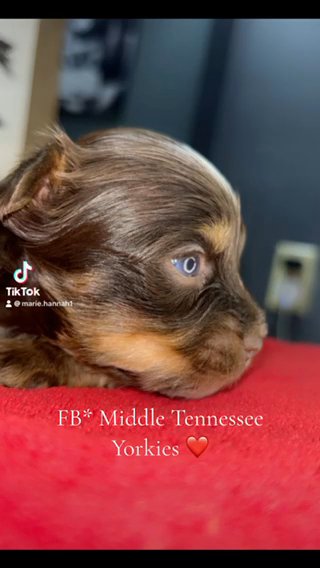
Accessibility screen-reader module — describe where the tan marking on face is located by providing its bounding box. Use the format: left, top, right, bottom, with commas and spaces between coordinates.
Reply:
64, 271, 103, 296
82, 331, 191, 376
198, 221, 233, 254
37, 269, 104, 299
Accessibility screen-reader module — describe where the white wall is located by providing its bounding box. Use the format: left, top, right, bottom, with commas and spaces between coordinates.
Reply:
0, 19, 40, 177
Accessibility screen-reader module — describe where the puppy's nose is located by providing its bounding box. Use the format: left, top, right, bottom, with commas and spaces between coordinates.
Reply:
259, 321, 268, 338
243, 320, 268, 368
243, 335, 263, 355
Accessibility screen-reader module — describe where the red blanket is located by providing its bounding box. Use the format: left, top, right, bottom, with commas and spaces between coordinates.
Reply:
0, 337, 319, 549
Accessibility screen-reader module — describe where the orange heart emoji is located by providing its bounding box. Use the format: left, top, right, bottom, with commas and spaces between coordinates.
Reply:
186, 436, 208, 457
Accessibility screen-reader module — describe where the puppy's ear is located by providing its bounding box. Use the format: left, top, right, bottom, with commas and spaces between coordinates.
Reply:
0, 128, 76, 224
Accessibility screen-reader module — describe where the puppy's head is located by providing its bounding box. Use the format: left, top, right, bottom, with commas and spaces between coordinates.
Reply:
0, 127, 267, 398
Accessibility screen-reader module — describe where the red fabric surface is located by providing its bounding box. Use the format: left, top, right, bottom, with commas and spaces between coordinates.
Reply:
0, 337, 320, 550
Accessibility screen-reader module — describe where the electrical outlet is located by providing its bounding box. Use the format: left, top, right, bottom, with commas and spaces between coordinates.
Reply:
265, 241, 319, 315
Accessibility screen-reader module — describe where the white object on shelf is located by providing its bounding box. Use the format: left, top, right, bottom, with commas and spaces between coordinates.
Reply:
265, 240, 319, 315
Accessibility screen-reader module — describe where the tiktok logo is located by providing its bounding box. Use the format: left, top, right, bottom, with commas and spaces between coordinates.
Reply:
13, 260, 33, 284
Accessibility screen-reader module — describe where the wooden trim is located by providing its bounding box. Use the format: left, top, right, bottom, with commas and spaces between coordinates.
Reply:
24, 19, 65, 153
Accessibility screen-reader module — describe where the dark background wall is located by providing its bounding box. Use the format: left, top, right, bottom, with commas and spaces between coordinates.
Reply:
208, 19, 320, 342
123, 19, 212, 141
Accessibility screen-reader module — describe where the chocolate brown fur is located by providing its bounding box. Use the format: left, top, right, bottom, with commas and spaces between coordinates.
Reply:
0, 127, 267, 398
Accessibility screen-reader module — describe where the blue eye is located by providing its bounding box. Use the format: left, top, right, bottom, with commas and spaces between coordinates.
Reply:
171, 255, 200, 277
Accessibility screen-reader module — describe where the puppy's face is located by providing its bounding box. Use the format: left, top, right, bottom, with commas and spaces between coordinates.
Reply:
0, 128, 267, 398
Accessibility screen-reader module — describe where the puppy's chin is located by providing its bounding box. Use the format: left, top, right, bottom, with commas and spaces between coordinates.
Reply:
157, 366, 244, 400
158, 354, 254, 400
135, 329, 266, 400
158, 375, 238, 400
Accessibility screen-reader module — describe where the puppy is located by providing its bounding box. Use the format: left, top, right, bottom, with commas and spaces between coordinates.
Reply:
0, 127, 267, 398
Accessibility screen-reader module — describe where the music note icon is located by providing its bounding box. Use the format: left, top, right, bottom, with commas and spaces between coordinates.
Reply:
13, 260, 33, 284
